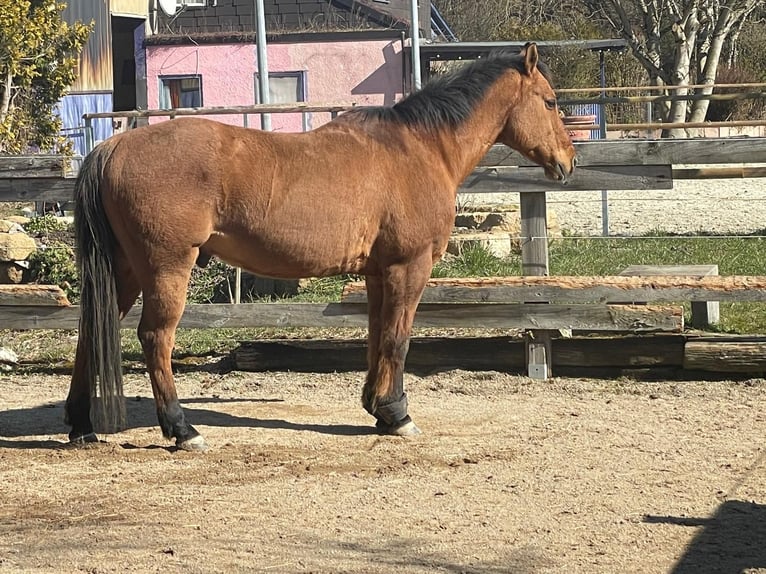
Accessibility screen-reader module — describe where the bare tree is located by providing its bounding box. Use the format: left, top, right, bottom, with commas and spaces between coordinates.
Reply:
586, 0, 759, 136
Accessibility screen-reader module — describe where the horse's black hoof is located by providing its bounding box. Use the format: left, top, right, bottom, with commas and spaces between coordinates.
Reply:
67, 432, 101, 446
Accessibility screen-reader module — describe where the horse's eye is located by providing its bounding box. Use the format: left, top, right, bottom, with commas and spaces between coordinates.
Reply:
545, 99, 557, 110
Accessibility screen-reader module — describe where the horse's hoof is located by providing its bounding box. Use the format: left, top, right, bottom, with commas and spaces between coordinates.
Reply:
177, 435, 208, 452
382, 420, 422, 437
68, 432, 100, 446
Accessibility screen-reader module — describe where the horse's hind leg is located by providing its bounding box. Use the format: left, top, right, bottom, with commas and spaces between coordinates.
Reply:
138, 261, 205, 451
66, 249, 140, 443
362, 252, 432, 436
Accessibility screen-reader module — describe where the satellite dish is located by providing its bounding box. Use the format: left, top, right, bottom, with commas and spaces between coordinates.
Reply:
158, 0, 177, 16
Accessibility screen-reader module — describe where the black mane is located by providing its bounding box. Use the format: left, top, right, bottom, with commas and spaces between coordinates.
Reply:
345, 49, 552, 131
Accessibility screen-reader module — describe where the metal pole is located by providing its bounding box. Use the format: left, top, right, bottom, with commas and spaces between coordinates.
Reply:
598, 50, 609, 237
410, 0, 421, 91
237, 0, 272, 304
84, 117, 94, 155
255, 0, 271, 131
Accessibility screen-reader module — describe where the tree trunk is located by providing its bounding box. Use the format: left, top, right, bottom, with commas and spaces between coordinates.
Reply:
663, 16, 699, 138
689, 1, 760, 123
0, 68, 12, 126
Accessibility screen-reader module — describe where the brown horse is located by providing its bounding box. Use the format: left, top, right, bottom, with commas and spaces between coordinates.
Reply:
66, 43, 575, 450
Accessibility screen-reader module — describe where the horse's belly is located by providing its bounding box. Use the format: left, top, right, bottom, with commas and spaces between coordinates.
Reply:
202, 230, 371, 278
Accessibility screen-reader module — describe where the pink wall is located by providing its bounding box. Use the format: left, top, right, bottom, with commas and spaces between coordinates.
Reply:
146, 39, 404, 132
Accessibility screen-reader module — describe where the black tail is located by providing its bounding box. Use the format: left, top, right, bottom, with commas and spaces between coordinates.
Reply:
74, 143, 126, 433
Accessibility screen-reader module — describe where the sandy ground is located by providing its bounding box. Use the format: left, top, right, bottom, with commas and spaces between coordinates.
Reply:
2, 177, 766, 573
548, 177, 766, 236
1, 367, 765, 574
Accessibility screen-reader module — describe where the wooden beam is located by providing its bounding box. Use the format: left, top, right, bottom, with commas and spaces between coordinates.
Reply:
1, 163, 673, 203
684, 340, 766, 373
673, 166, 766, 179
0, 155, 68, 178
232, 335, 687, 373
234, 336, 526, 373
342, 275, 766, 304
0, 301, 684, 332
0, 177, 77, 202
0, 285, 71, 307
479, 138, 766, 167
459, 164, 672, 193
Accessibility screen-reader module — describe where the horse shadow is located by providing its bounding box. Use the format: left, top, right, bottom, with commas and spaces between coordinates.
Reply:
0, 395, 376, 449
645, 500, 766, 573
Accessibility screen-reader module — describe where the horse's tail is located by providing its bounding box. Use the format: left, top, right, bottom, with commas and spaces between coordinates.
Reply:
74, 141, 126, 433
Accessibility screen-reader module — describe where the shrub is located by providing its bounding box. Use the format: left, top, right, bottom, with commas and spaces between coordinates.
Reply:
22, 214, 68, 235
27, 241, 79, 302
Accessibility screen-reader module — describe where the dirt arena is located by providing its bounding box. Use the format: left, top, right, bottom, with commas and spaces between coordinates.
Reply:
2, 176, 766, 572
1, 366, 765, 573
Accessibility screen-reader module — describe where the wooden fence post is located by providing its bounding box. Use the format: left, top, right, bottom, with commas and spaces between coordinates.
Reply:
520, 191, 553, 379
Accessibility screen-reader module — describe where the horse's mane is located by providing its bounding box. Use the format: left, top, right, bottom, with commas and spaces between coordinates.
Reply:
344, 49, 553, 131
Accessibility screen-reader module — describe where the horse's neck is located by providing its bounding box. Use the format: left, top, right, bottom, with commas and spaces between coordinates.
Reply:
431, 75, 521, 186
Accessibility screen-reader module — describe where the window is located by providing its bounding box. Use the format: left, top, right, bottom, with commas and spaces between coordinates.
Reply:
254, 71, 307, 104
159, 75, 202, 109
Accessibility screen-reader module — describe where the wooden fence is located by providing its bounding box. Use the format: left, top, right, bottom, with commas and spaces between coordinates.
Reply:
3, 133, 766, 378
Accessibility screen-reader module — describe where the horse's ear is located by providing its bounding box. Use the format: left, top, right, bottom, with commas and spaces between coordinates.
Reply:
522, 42, 539, 75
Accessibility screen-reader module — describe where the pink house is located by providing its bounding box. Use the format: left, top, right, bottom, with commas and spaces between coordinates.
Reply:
141, 0, 456, 132
144, 31, 406, 132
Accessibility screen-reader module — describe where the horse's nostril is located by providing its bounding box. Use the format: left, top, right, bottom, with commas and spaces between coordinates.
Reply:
572, 156, 579, 169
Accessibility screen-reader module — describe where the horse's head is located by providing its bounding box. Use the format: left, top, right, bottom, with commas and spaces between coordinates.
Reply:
497, 43, 577, 184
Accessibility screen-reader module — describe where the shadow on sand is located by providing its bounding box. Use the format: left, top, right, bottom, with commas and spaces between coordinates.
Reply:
645, 499, 766, 573
0, 394, 376, 449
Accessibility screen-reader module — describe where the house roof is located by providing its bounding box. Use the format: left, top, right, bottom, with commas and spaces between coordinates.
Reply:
154, 0, 433, 37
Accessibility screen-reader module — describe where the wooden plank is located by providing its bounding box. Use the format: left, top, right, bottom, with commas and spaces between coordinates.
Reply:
684, 340, 766, 373
557, 335, 685, 367
0, 177, 76, 202
673, 166, 766, 179
0, 163, 673, 204
0, 156, 67, 178
342, 275, 766, 303
460, 164, 673, 193
234, 336, 526, 373
619, 265, 719, 276
232, 334, 687, 373
479, 138, 766, 167
0, 302, 684, 332
83, 102, 357, 119
0, 285, 70, 307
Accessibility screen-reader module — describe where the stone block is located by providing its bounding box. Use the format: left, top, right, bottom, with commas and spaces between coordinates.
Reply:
0, 233, 37, 261
0, 219, 25, 233
0, 262, 26, 284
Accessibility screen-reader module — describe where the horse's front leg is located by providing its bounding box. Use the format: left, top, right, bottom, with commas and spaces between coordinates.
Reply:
362, 254, 432, 436
139, 271, 206, 451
